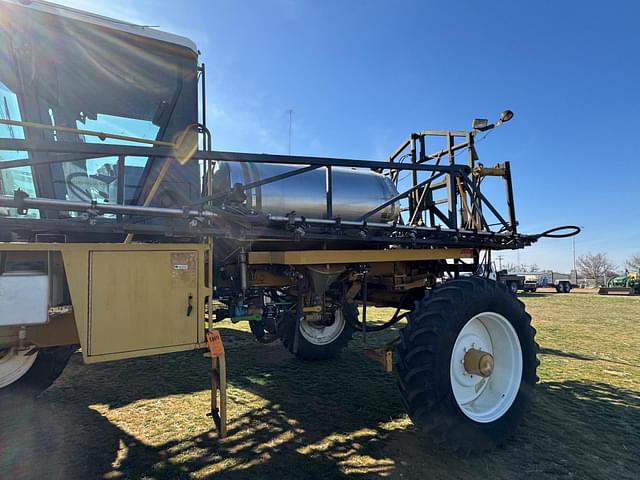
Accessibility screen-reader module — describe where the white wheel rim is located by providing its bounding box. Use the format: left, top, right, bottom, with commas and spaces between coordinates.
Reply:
299, 309, 346, 346
450, 311, 522, 423
0, 348, 38, 388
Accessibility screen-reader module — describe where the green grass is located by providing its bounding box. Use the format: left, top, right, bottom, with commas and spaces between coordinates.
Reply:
1, 294, 638, 479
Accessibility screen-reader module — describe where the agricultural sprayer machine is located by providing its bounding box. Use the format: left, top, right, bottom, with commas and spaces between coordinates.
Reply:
0, 0, 579, 452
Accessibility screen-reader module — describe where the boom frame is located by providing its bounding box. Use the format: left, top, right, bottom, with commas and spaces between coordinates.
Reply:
0, 122, 533, 251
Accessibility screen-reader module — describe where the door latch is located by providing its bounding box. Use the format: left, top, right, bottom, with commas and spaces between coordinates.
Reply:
186, 294, 193, 316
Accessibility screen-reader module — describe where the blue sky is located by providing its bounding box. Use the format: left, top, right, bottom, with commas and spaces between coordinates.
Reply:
55, 0, 639, 271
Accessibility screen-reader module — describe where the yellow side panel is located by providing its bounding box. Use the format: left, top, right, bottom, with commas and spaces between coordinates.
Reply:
61, 248, 90, 353
248, 248, 473, 265
88, 250, 199, 357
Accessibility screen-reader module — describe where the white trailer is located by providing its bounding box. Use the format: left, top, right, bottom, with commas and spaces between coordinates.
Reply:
524, 270, 577, 293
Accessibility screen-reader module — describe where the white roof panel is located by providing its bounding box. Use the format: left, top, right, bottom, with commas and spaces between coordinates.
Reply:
1, 0, 199, 55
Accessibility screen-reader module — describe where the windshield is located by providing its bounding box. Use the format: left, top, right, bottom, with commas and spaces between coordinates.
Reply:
0, 2, 199, 217
0, 80, 38, 217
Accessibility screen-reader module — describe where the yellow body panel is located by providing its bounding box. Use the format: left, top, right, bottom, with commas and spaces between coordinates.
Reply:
26, 314, 78, 347
248, 248, 473, 265
88, 250, 199, 357
0, 243, 208, 363
1, 242, 473, 363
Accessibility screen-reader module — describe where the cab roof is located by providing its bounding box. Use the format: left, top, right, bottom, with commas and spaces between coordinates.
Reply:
2, 0, 199, 55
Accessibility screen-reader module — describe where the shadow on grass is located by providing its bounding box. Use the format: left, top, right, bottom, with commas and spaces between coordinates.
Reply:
540, 347, 595, 361
540, 346, 640, 368
1, 327, 638, 479
517, 292, 552, 298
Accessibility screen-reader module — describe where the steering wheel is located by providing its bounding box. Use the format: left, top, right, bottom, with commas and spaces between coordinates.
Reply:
65, 171, 111, 202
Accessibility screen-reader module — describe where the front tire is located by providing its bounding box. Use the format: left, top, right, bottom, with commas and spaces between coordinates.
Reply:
396, 277, 538, 452
0, 345, 77, 399
277, 305, 355, 361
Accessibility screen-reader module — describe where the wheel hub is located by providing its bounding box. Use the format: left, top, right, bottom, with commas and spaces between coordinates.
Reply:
449, 311, 523, 423
463, 348, 494, 377
298, 308, 346, 345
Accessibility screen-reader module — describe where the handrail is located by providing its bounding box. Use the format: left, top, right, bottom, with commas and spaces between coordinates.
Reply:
0, 118, 176, 147
0, 138, 470, 174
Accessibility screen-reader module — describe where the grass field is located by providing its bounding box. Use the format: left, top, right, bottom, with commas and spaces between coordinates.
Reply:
2, 294, 639, 479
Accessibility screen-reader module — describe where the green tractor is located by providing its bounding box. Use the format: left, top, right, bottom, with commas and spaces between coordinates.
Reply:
599, 272, 640, 295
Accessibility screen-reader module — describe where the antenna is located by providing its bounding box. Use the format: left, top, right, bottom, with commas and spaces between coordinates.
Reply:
288, 108, 293, 155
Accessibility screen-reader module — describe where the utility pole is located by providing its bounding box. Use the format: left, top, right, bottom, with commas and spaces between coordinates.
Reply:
572, 225, 583, 273
497, 254, 504, 271
288, 109, 293, 155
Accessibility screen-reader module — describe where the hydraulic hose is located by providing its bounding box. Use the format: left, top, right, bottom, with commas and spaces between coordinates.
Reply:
347, 288, 415, 333
533, 225, 581, 239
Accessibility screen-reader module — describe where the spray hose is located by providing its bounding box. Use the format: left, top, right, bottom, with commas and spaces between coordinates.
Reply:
345, 226, 581, 332
532, 225, 581, 239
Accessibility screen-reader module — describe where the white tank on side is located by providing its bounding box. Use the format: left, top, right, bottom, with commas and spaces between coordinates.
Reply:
212, 162, 400, 223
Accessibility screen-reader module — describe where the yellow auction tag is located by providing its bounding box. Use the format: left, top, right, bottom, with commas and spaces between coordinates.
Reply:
207, 330, 225, 357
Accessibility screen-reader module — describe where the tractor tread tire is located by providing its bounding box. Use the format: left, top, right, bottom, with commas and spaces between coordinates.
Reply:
276, 305, 356, 361
396, 277, 538, 453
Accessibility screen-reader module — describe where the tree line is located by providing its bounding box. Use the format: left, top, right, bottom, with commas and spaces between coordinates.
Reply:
504, 253, 640, 280
575, 252, 639, 280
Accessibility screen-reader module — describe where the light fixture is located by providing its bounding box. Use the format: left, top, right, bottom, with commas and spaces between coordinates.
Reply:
472, 118, 489, 130
472, 110, 514, 132
499, 110, 514, 123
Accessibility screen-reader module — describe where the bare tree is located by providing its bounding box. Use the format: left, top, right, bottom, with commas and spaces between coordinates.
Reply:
504, 262, 519, 273
576, 253, 616, 283
515, 263, 540, 273
626, 254, 640, 272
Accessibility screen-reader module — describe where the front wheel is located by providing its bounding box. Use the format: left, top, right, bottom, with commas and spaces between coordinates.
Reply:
0, 345, 77, 399
276, 305, 356, 361
396, 277, 538, 452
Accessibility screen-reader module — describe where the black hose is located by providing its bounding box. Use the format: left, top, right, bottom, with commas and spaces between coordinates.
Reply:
347, 289, 415, 332
534, 225, 581, 239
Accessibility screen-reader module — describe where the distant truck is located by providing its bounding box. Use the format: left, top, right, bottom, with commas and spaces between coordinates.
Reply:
496, 271, 526, 294
474, 264, 525, 294
522, 275, 539, 293
523, 270, 577, 293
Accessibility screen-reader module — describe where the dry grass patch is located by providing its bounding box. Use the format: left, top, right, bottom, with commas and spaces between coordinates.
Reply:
1, 294, 638, 479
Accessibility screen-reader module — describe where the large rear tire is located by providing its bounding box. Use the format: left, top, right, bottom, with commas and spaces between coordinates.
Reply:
277, 305, 356, 361
0, 345, 77, 399
396, 277, 538, 452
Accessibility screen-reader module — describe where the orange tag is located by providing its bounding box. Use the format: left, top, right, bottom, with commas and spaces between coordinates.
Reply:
207, 330, 225, 357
